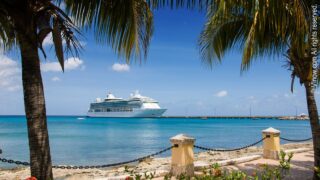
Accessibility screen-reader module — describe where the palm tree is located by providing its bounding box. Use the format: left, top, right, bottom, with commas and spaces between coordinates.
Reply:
198, 0, 320, 178
0, 0, 153, 179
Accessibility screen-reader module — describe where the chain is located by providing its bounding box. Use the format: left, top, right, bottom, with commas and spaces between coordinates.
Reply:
0, 146, 174, 169
53, 145, 173, 169
0, 148, 30, 166
0, 158, 30, 166
280, 137, 312, 142
194, 137, 267, 152
0, 136, 313, 169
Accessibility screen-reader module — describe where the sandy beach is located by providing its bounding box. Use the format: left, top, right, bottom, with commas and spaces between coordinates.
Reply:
0, 142, 313, 180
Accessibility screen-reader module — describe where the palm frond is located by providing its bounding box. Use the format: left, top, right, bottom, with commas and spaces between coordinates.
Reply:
199, 0, 309, 73
199, 16, 248, 67
0, 0, 82, 71
52, 18, 64, 71
37, 13, 52, 58
0, 7, 16, 51
147, 0, 213, 10
36, 2, 82, 71
61, 0, 153, 62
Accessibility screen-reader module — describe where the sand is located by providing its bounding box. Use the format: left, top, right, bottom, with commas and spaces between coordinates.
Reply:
0, 142, 314, 180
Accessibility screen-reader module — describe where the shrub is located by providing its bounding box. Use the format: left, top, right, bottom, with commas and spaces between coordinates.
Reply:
123, 151, 294, 180
279, 150, 293, 170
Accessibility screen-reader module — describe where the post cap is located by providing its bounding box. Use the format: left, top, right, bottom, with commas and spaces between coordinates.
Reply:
262, 127, 280, 134
170, 134, 195, 144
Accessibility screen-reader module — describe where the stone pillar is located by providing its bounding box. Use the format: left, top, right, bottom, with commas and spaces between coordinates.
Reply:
262, 127, 280, 160
170, 134, 195, 176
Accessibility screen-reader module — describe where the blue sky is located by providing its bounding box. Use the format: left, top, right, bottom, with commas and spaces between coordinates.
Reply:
0, 8, 318, 116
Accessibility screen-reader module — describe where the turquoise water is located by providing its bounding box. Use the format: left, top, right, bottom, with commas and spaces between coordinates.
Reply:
0, 116, 311, 168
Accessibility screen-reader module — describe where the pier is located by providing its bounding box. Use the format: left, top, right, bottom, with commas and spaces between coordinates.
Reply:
161, 116, 282, 120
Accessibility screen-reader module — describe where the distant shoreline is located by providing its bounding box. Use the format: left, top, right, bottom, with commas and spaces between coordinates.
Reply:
0, 115, 309, 120
161, 116, 309, 120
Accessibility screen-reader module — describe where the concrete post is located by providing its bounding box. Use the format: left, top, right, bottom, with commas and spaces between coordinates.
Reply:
262, 127, 280, 160
170, 134, 195, 176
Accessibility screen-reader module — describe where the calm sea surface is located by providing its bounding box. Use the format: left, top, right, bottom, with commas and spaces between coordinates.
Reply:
0, 116, 311, 168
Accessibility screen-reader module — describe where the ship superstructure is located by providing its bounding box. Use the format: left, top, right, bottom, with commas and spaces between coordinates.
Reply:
87, 91, 166, 117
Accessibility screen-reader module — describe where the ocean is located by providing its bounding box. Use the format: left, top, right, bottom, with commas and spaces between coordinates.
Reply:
0, 116, 311, 168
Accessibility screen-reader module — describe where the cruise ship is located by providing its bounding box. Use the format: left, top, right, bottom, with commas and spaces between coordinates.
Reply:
87, 91, 166, 117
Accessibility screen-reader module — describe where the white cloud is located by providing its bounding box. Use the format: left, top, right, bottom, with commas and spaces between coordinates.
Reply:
51, 76, 61, 82
284, 92, 296, 98
41, 57, 84, 72
64, 57, 85, 70
0, 55, 21, 91
215, 90, 228, 97
112, 63, 130, 72
42, 33, 54, 46
42, 33, 86, 47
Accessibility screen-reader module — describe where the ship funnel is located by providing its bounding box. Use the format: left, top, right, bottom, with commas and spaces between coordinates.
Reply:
96, 98, 102, 102
106, 93, 116, 99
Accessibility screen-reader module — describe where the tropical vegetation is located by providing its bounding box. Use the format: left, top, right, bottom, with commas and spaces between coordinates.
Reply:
0, 0, 153, 179
198, 0, 319, 179
125, 151, 294, 180
0, 0, 319, 179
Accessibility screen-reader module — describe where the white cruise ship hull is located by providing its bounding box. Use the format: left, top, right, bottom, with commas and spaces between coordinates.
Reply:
87, 108, 166, 118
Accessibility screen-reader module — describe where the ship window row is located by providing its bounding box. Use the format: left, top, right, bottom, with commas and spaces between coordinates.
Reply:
92, 107, 133, 112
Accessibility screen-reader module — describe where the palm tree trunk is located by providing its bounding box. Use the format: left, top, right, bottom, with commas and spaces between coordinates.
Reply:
18, 32, 53, 179
305, 84, 320, 180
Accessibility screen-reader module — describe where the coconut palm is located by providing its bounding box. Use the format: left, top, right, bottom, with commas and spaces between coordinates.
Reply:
199, 0, 320, 178
0, 0, 153, 179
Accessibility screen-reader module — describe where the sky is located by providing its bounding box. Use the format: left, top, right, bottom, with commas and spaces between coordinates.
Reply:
0, 7, 319, 116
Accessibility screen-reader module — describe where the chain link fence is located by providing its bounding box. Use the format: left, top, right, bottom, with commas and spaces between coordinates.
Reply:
0, 145, 174, 169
